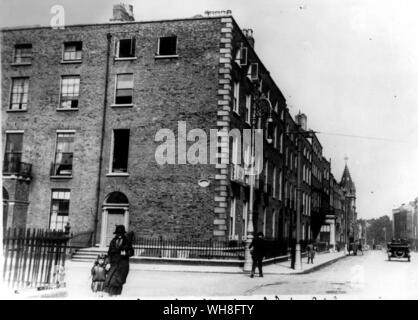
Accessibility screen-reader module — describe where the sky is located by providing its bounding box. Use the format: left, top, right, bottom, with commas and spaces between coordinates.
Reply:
1, 0, 418, 220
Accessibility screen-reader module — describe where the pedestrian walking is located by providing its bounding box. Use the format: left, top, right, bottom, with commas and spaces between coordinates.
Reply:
104, 225, 134, 296
249, 232, 265, 278
91, 253, 107, 297
307, 241, 316, 264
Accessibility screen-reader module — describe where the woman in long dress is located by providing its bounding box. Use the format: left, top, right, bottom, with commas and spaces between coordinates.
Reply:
104, 225, 134, 296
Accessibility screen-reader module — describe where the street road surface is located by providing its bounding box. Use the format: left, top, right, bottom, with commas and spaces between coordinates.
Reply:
67, 250, 418, 299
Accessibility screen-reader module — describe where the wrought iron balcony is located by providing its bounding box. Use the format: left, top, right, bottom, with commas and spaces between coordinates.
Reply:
2, 159, 32, 178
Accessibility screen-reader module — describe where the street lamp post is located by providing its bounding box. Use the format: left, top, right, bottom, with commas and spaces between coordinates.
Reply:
243, 82, 273, 272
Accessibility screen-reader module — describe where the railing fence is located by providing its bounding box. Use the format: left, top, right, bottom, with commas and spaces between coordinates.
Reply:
2, 228, 69, 289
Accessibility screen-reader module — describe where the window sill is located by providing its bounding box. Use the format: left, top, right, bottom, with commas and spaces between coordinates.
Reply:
154, 54, 179, 59
61, 60, 82, 64
106, 173, 129, 177
57, 108, 79, 111
6, 109, 27, 112
50, 175, 73, 179
114, 57, 137, 61
11, 62, 32, 66
111, 104, 134, 108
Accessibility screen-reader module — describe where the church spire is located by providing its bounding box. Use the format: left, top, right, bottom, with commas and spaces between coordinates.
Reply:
340, 157, 356, 196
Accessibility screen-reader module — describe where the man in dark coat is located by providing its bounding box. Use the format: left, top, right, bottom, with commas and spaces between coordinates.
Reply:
104, 225, 134, 296
249, 232, 265, 278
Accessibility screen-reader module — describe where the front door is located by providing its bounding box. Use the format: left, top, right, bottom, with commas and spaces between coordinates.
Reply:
106, 209, 125, 246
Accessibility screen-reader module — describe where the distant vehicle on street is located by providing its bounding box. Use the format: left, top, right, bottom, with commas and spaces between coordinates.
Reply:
387, 240, 411, 262
363, 244, 370, 251
375, 245, 382, 250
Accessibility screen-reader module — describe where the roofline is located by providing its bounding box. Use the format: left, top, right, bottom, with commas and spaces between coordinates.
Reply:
229, 17, 287, 103
0, 15, 226, 32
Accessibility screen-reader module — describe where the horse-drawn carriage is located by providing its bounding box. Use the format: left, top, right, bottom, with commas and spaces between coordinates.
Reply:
387, 240, 411, 262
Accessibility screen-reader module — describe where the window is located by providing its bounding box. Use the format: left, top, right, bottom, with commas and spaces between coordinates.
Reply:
264, 160, 268, 192
52, 132, 74, 176
279, 170, 282, 200
13, 44, 32, 64
235, 47, 247, 66
9, 77, 29, 110
272, 165, 277, 198
115, 74, 133, 105
4, 132, 23, 172
242, 201, 248, 239
116, 38, 136, 58
158, 36, 177, 56
247, 63, 259, 81
233, 82, 240, 114
280, 133, 283, 153
229, 196, 236, 239
111, 129, 130, 173
245, 94, 251, 124
59, 76, 80, 109
262, 207, 267, 236
49, 190, 70, 231
272, 210, 276, 238
231, 134, 240, 165
302, 224, 305, 241
274, 126, 278, 149
274, 101, 279, 113
63, 41, 82, 61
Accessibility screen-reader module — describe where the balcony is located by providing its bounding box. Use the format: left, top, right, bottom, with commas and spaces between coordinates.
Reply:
50, 162, 72, 178
3, 158, 32, 178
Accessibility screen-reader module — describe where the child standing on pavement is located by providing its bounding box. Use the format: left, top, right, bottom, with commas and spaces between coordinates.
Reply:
91, 254, 107, 297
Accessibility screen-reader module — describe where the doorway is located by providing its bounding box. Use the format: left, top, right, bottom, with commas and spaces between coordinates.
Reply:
100, 191, 129, 247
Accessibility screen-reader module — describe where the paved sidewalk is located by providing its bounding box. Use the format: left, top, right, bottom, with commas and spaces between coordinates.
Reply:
264, 251, 346, 274
3, 251, 346, 299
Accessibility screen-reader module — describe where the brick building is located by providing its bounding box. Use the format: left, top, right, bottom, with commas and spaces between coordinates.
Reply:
2, 7, 356, 249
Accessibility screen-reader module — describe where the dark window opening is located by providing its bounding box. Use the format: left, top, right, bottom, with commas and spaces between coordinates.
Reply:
115, 74, 133, 104
117, 38, 136, 58
158, 36, 177, 56
63, 41, 82, 61
10, 77, 29, 110
3, 133, 23, 173
14, 44, 32, 64
112, 129, 130, 173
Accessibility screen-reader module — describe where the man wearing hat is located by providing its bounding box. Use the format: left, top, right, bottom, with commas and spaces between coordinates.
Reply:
104, 225, 134, 296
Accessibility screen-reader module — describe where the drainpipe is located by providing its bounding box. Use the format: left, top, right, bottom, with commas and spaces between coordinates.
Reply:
93, 32, 112, 247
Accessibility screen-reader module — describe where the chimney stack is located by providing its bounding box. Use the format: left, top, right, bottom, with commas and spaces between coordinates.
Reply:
295, 111, 307, 131
242, 29, 255, 48
110, 3, 135, 22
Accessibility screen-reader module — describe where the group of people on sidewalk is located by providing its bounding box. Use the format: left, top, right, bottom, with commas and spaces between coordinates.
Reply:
90, 225, 134, 297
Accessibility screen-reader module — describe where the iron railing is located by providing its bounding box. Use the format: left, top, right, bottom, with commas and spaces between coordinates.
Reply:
132, 237, 245, 260
3, 228, 70, 289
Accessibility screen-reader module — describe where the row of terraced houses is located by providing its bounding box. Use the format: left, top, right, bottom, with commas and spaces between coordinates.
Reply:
1, 6, 357, 252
